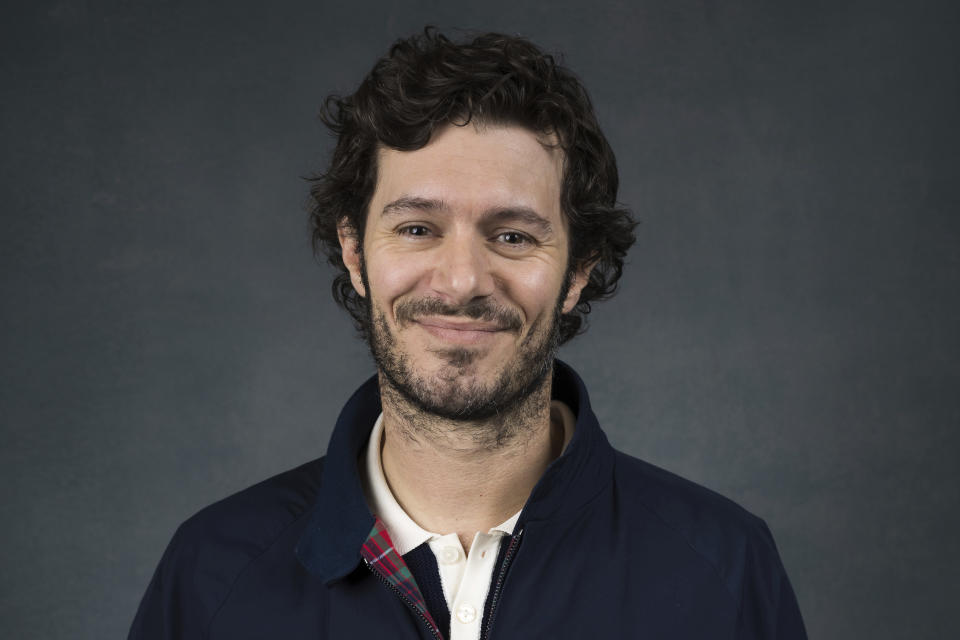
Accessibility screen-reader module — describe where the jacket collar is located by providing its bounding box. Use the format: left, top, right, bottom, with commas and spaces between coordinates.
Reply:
294, 359, 615, 584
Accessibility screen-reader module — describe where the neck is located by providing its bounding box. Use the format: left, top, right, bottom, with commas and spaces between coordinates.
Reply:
378, 369, 563, 550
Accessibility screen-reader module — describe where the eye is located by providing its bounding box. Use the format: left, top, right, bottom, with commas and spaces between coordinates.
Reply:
496, 231, 534, 247
397, 225, 432, 237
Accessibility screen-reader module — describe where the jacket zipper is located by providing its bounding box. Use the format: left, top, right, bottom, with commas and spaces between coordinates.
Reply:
481, 528, 524, 640
364, 558, 444, 640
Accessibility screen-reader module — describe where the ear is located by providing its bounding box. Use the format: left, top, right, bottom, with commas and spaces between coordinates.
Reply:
561, 258, 597, 314
337, 219, 366, 298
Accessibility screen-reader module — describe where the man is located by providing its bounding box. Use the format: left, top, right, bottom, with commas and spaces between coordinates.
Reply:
129, 29, 806, 639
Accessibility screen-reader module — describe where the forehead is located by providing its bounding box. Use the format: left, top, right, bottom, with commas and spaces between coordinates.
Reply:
370, 123, 565, 222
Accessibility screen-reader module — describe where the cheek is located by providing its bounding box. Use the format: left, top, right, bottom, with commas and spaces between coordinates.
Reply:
365, 253, 429, 307
507, 263, 567, 317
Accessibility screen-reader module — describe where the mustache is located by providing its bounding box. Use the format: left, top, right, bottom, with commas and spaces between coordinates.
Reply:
395, 298, 524, 332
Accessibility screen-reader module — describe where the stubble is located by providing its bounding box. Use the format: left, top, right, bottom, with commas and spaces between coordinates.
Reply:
364, 271, 571, 449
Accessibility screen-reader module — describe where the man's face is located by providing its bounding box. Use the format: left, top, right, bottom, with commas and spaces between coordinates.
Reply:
339, 123, 590, 421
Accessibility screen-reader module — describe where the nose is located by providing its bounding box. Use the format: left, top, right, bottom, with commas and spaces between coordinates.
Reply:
428, 231, 496, 305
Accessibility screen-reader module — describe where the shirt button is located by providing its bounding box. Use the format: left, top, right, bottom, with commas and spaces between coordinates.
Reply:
456, 603, 477, 623
439, 545, 462, 565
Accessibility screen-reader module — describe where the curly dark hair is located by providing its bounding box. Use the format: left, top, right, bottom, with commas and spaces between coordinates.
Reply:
308, 28, 636, 344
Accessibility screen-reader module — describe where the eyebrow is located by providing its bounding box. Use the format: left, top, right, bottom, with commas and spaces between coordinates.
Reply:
381, 196, 446, 217
485, 207, 554, 235
381, 196, 554, 235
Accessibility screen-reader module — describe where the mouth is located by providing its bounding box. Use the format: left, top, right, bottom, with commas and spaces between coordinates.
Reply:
413, 316, 509, 345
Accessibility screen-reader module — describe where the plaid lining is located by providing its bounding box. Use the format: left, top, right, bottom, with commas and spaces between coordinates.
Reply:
361, 517, 442, 638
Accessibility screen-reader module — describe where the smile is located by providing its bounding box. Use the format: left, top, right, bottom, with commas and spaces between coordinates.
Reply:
413, 317, 508, 345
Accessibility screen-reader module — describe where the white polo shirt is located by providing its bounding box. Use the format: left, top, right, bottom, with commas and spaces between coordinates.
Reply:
361, 402, 575, 640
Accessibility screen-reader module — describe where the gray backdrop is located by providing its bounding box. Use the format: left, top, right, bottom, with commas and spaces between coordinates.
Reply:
2, 0, 958, 638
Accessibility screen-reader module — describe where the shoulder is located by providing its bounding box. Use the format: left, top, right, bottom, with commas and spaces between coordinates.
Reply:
129, 458, 325, 638
177, 456, 325, 546
169, 457, 326, 585
610, 453, 807, 636
611, 451, 785, 605
613, 450, 766, 537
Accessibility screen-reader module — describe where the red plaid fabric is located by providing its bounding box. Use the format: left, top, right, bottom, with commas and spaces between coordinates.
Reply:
361, 517, 442, 638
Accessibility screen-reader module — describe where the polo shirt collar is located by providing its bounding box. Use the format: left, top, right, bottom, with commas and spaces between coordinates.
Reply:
363, 413, 437, 555
362, 400, 574, 555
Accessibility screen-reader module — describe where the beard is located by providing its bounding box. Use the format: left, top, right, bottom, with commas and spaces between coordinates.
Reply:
363, 269, 571, 424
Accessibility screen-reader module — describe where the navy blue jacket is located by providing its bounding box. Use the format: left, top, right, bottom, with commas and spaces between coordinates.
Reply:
129, 361, 806, 639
